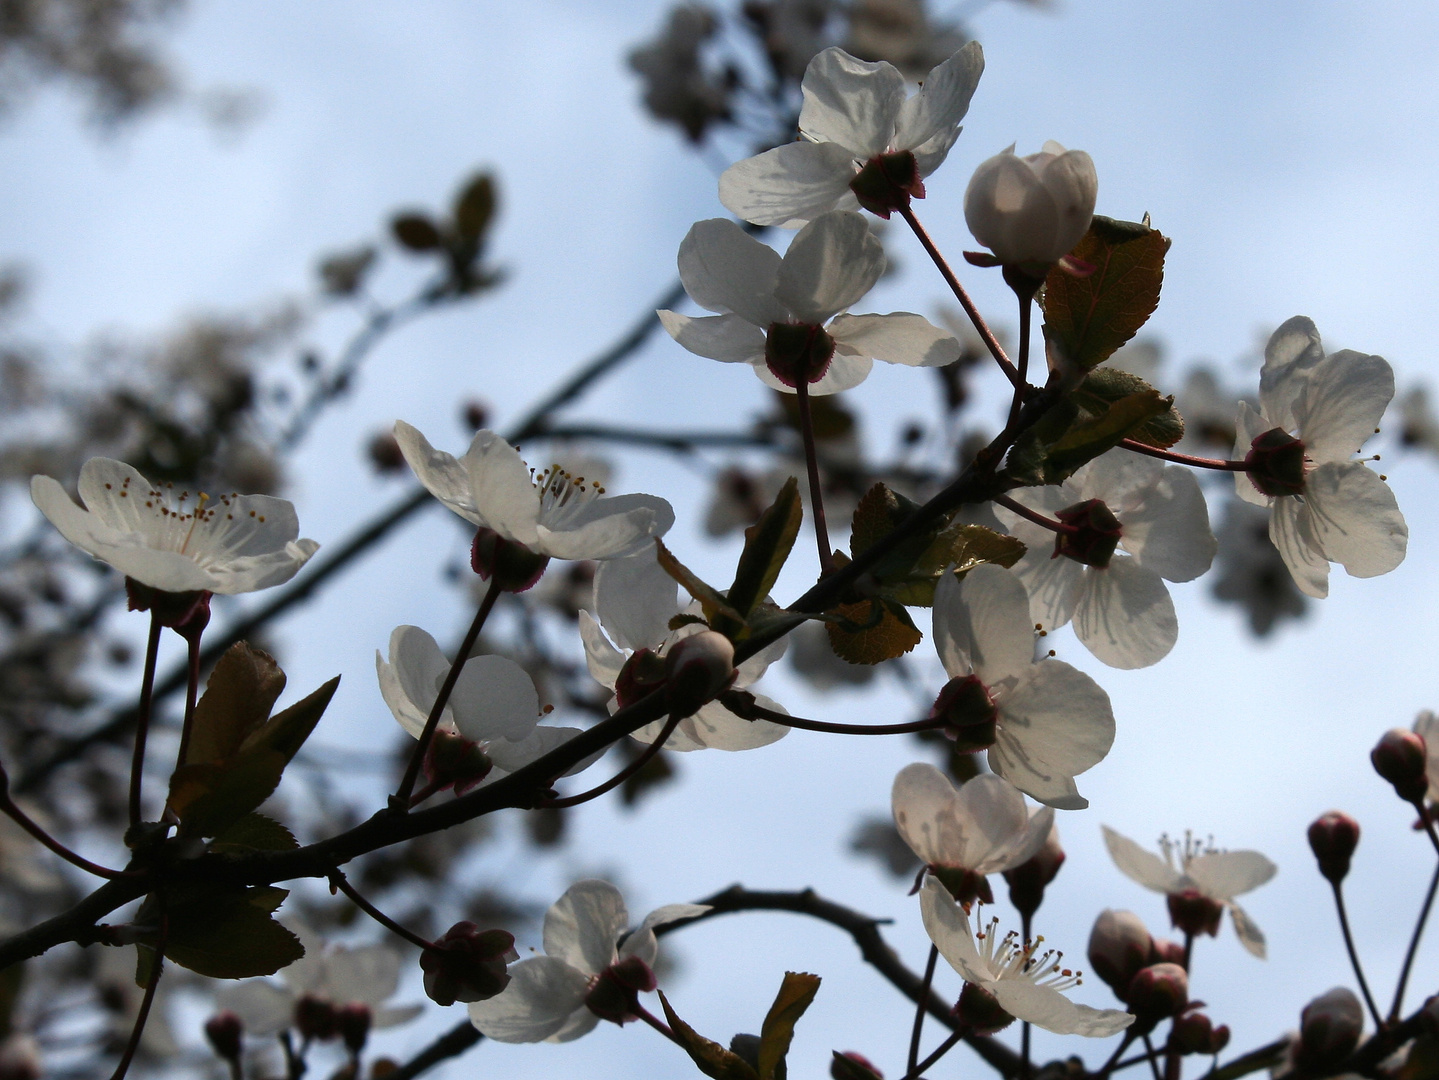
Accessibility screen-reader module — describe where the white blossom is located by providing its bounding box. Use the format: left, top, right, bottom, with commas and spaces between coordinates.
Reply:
891, 764, 1053, 878
964, 142, 1097, 269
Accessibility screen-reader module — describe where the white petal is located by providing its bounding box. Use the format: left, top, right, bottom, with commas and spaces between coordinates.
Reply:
385, 625, 453, 730
1227, 902, 1267, 959
964, 150, 1058, 265
578, 611, 625, 689
1187, 851, 1277, 901
321, 944, 401, 1006
467, 956, 591, 1043
753, 352, 872, 395
1072, 558, 1177, 670
828, 313, 962, 367
537, 495, 674, 560
392, 421, 485, 529
594, 551, 679, 651
933, 564, 1039, 684
639, 903, 711, 933
675, 219, 787, 325
213, 982, 295, 1036
891, 765, 1036, 873
1118, 465, 1216, 583
892, 43, 983, 166
775, 211, 884, 325
1073, 449, 1161, 511
637, 696, 789, 751
1259, 316, 1325, 429
991, 661, 1115, 810
990, 981, 1134, 1037
461, 431, 546, 544
1231, 402, 1274, 508
1295, 351, 1393, 464
543, 880, 627, 976
735, 632, 788, 686
892, 762, 968, 866
488, 725, 596, 776
798, 47, 905, 158
1301, 462, 1407, 580
448, 655, 540, 743
617, 927, 658, 968
1417, 710, 1439, 802
1270, 494, 1330, 599
1101, 826, 1183, 893
1039, 151, 1098, 261
657, 311, 766, 365
719, 142, 859, 228
918, 877, 989, 983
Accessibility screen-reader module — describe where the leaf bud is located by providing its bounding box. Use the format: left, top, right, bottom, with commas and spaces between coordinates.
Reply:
1002, 822, 1065, 919
1371, 728, 1429, 803
584, 955, 657, 1024
954, 980, 1015, 1035
1244, 428, 1307, 498
1295, 987, 1364, 1069
1165, 888, 1224, 939
765, 321, 836, 387
420, 922, 517, 1006
1087, 909, 1154, 997
1307, 811, 1361, 884
203, 1012, 244, 1062
337, 1003, 372, 1054
1125, 962, 1188, 1034
849, 150, 924, 218
664, 630, 736, 719
831, 1051, 884, 1080
293, 995, 339, 1041
929, 675, 998, 752
470, 527, 549, 593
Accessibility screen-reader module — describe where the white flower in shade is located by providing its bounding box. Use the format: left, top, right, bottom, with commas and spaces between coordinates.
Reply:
30, 458, 318, 594
995, 448, 1216, 669
1102, 827, 1275, 958
720, 45, 983, 227
578, 550, 790, 751
377, 625, 593, 788
215, 937, 422, 1036
1233, 317, 1407, 599
963, 142, 1097, 270
394, 422, 674, 561
468, 879, 708, 1043
891, 764, 1053, 901
931, 564, 1114, 810
658, 212, 961, 396
919, 877, 1133, 1037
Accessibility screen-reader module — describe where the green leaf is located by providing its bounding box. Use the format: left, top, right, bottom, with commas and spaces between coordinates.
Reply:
1072, 366, 1185, 449
757, 972, 820, 1080
882, 523, 1026, 607
727, 478, 802, 622
847, 483, 947, 599
656, 541, 745, 636
453, 173, 497, 242
391, 213, 443, 252
163, 885, 303, 980
1005, 396, 1081, 486
659, 991, 761, 1080
826, 598, 921, 664
208, 812, 300, 856
1040, 214, 1171, 369
239, 675, 339, 762
185, 642, 286, 767
1005, 382, 1172, 487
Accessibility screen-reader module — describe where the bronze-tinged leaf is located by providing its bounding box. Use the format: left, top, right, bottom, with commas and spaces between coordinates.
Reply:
1072, 367, 1185, 449
830, 1052, 884, 1080
391, 213, 443, 252
757, 972, 820, 1080
453, 174, 497, 242
238, 675, 339, 762
883, 524, 1028, 607
659, 991, 761, 1080
826, 599, 921, 664
208, 812, 300, 856
656, 540, 744, 635
1041, 215, 1171, 370
185, 642, 286, 767
728, 478, 801, 622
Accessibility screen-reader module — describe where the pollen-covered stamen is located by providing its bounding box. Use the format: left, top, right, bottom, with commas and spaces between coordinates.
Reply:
530, 465, 606, 515
1158, 830, 1219, 873
974, 908, 1083, 990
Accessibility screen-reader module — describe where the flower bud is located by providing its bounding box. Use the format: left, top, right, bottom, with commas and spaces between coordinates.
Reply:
831, 1051, 884, 1080
1149, 937, 1186, 968
1053, 500, 1123, 569
1295, 987, 1364, 1069
954, 981, 1014, 1035
1168, 1011, 1230, 1056
1002, 823, 1065, 919
1372, 728, 1429, 803
929, 675, 998, 752
584, 955, 657, 1025
963, 142, 1097, 272
337, 1003, 372, 1054
849, 150, 924, 218
293, 995, 339, 1041
1166, 888, 1224, 939
664, 631, 736, 719
765, 321, 836, 387
420, 922, 516, 1006
1088, 910, 1154, 998
367, 431, 406, 474
1125, 963, 1188, 1034
470, 527, 549, 592
203, 1012, 244, 1062
1244, 428, 1307, 498
615, 647, 668, 709
423, 729, 493, 795
1308, 811, 1361, 884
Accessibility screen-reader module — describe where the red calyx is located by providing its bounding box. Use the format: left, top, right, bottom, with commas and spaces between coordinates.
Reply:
848, 150, 925, 218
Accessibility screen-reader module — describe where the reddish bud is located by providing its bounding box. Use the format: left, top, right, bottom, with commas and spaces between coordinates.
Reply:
584, 955, 656, 1024
1372, 728, 1429, 803
293, 995, 339, 1041
765, 321, 836, 387
423, 729, 493, 795
462, 399, 490, 431
929, 675, 998, 752
1295, 987, 1364, 1069
664, 630, 736, 719
1053, 499, 1123, 568
1149, 937, 1186, 968
615, 647, 668, 709
367, 432, 406, 473
337, 1004, 372, 1054
929, 866, 994, 908
1002, 824, 1065, 919
420, 923, 516, 1006
1308, 811, 1361, 884
470, 527, 549, 592
1168, 1011, 1228, 1056
203, 1012, 244, 1061
1126, 963, 1189, 1034
848, 150, 924, 218
954, 981, 1014, 1035
831, 1051, 884, 1080
1245, 428, 1307, 497
1088, 909, 1154, 997
1166, 889, 1224, 939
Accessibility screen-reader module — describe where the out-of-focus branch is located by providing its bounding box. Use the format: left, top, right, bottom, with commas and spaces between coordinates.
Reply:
384, 1023, 482, 1080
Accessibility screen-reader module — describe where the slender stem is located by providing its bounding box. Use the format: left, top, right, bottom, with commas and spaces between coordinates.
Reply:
1021, 913, 1032, 1080
1182, 931, 1193, 973
173, 631, 204, 773
407, 778, 448, 808
795, 378, 833, 573
633, 1002, 685, 1048
908, 945, 939, 1075
1119, 439, 1249, 471
225, 1053, 243, 1080
737, 699, 946, 737
904, 1026, 966, 1079
128, 614, 164, 829
1390, 835, 1439, 1021
329, 869, 434, 952
1007, 286, 1033, 435
1417, 803, 1439, 858
1330, 882, 1383, 1029
993, 493, 1073, 534
543, 712, 679, 809
279, 1031, 303, 1080
897, 205, 1020, 386
1096, 1032, 1139, 1080
393, 579, 502, 807
1141, 1035, 1164, 1080
108, 912, 166, 1080
0, 793, 123, 879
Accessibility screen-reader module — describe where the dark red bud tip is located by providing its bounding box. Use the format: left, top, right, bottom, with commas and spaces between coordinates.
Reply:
293, 995, 339, 1041
1149, 938, 1186, 968
1003, 828, 1065, 919
583, 956, 657, 1024
470, 527, 549, 592
848, 150, 924, 217
1372, 728, 1430, 803
124, 580, 213, 634
1167, 1011, 1215, 1056
954, 981, 1014, 1035
1166, 889, 1224, 939
1125, 962, 1189, 1034
1297, 988, 1364, 1068
1245, 427, 1307, 497
423, 729, 493, 795
204, 1012, 244, 1061
1053, 499, 1122, 568
1308, 811, 1361, 884
765, 321, 836, 387
831, 1051, 885, 1080
337, 1003, 372, 1054
615, 647, 668, 709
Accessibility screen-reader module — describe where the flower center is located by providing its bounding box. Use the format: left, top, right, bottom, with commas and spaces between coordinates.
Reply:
1053, 499, 1122, 568
531, 464, 606, 514
110, 474, 264, 560
1244, 428, 1308, 497
848, 150, 925, 218
929, 674, 998, 752
974, 912, 1083, 991
764, 322, 836, 387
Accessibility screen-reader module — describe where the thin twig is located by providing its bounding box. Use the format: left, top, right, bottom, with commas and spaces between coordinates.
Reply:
908, 944, 939, 1075
127, 614, 163, 829
543, 710, 678, 809
0, 793, 123, 880
1329, 882, 1383, 1029
1119, 439, 1248, 471
1389, 841, 1439, 1021
329, 869, 433, 952
173, 632, 204, 773
108, 910, 166, 1080
795, 378, 833, 572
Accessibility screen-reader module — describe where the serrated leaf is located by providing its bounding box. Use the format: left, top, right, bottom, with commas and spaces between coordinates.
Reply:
164, 886, 302, 979
391, 213, 443, 252
826, 599, 921, 664
453, 174, 496, 242
1005, 397, 1081, 486
656, 541, 745, 635
848, 483, 948, 598
659, 991, 760, 1080
879, 524, 1027, 607
728, 478, 801, 622
1040, 214, 1170, 369
1073, 367, 1185, 449
757, 972, 820, 1080
185, 642, 286, 767
208, 812, 299, 855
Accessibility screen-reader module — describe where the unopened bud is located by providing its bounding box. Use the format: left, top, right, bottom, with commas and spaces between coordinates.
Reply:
1372, 728, 1429, 803
462, 399, 490, 431
1053, 499, 1123, 568
1168, 1011, 1225, 1056
1296, 987, 1364, 1069
293, 995, 339, 1041
584, 955, 656, 1024
1245, 428, 1307, 498
420, 923, 516, 1006
765, 321, 835, 387
1088, 910, 1154, 997
1149, 937, 1186, 968
1308, 811, 1361, 884
470, 527, 549, 592
1166, 889, 1224, 939
203, 1012, 244, 1062
1003, 823, 1065, 918
831, 1051, 884, 1080
1125, 963, 1188, 1033
615, 647, 668, 709
664, 631, 736, 719
954, 981, 1014, 1035
929, 675, 998, 752
337, 1003, 372, 1054
367, 432, 406, 473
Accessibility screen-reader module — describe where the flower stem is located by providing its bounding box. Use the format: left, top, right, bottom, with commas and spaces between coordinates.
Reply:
1119, 438, 1249, 471
992, 493, 1074, 535
1141, 1035, 1164, 1080
897, 205, 1020, 387
329, 868, 435, 951
1021, 913, 1033, 1080
903, 1025, 967, 1080
633, 1002, 685, 1048
392, 578, 502, 809
907, 944, 938, 1075
1330, 881, 1383, 1029
543, 713, 680, 809
724, 693, 946, 736
1181, 931, 1193, 973
1006, 281, 1035, 436
109, 910, 166, 1080
1095, 1032, 1139, 1079
795, 378, 833, 573
0, 790, 123, 879
1390, 817, 1439, 1021
128, 613, 164, 829
173, 631, 204, 774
